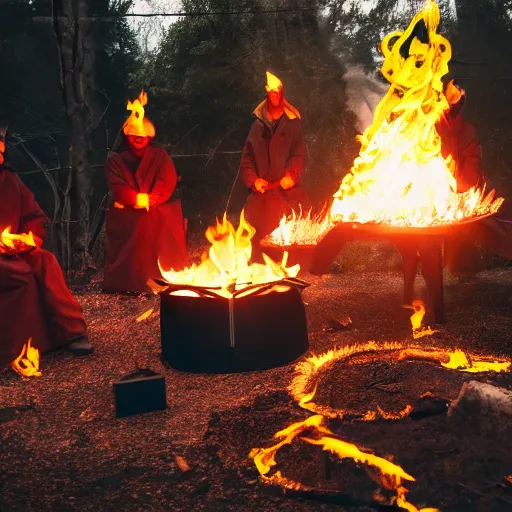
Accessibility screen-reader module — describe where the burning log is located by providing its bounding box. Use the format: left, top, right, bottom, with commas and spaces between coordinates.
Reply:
156, 212, 310, 373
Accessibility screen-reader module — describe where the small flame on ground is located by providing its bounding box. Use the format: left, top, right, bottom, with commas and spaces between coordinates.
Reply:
441, 350, 511, 373
1, 226, 36, 251
249, 415, 437, 512
11, 338, 42, 378
136, 308, 155, 322
404, 300, 438, 339
159, 211, 299, 298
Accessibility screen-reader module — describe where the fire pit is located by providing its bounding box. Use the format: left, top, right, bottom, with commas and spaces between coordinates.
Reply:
154, 212, 310, 373
159, 280, 308, 373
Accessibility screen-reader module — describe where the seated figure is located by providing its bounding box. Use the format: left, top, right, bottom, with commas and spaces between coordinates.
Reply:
103, 91, 189, 292
0, 121, 92, 368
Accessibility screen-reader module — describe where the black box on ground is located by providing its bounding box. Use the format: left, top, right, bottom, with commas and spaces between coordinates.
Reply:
114, 369, 167, 418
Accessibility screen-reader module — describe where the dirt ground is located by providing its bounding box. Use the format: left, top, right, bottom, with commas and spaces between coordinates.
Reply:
1, 268, 511, 512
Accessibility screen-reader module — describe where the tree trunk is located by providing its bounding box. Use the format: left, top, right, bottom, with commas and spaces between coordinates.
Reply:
52, 0, 94, 270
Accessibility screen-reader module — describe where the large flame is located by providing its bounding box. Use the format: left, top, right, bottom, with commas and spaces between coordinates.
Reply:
249, 415, 437, 512
159, 211, 299, 298
331, 0, 502, 226
11, 338, 42, 378
267, 1, 503, 247
122, 90, 156, 138
0, 226, 36, 253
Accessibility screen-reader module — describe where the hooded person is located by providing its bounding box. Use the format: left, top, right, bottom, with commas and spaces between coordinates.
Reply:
438, 81, 512, 275
103, 91, 189, 293
237, 71, 311, 260
0, 120, 92, 368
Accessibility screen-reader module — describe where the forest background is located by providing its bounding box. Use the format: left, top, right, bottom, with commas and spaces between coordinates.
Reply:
1, 0, 510, 272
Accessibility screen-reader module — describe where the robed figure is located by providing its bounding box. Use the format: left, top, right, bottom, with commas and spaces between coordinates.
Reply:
0, 123, 92, 368
237, 72, 311, 258
103, 91, 189, 292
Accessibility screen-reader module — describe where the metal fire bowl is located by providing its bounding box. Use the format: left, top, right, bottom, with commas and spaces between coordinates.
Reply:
261, 214, 495, 275
328, 212, 496, 238
160, 283, 309, 374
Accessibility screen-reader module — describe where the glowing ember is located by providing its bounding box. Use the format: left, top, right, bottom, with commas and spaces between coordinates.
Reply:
249, 415, 437, 512
122, 90, 156, 138
1, 226, 36, 253
158, 211, 299, 298
135, 193, 150, 211
136, 308, 155, 322
11, 338, 42, 378
267, 0, 503, 247
290, 342, 510, 420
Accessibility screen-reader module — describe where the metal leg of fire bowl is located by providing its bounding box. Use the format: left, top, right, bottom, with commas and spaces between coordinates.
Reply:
419, 238, 445, 325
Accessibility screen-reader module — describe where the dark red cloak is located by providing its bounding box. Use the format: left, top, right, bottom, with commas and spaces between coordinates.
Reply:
0, 167, 87, 367
238, 105, 311, 257
103, 145, 189, 292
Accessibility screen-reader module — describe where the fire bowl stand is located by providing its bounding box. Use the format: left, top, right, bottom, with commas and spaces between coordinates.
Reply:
265, 223, 447, 324
159, 280, 310, 374
312, 224, 445, 323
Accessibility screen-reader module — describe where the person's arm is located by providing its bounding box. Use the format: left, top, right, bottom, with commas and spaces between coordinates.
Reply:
284, 120, 307, 186
16, 174, 48, 246
105, 153, 139, 207
240, 126, 267, 193
148, 150, 178, 207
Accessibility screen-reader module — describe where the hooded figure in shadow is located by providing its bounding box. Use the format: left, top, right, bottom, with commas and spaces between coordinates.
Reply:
231, 72, 311, 261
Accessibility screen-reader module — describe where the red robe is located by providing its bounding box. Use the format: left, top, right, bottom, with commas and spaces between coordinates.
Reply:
239, 102, 311, 262
103, 145, 189, 292
0, 167, 87, 367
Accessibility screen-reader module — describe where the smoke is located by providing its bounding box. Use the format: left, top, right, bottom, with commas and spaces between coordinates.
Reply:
342, 65, 388, 134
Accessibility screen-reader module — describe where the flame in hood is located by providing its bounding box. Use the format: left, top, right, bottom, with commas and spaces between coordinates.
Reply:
249, 414, 437, 512
122, 90, 156, 138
